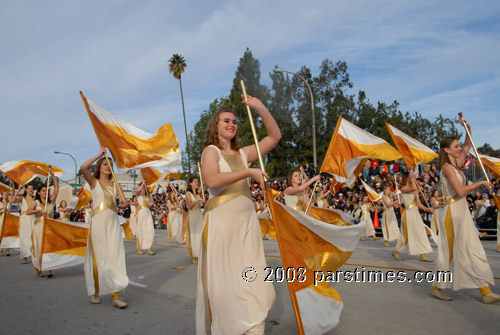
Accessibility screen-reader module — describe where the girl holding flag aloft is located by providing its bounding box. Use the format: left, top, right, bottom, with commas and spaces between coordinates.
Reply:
197, 95, 280, 334
392, 170, 434, 262
284, 169, 320, 213
185, 177, 203, 264
27, 172, 59, 277
360, 195, 378, 241
430, 131, 500, 303
10, 184, 35, 263
81, 148, 129, 308
0, 191, 10, 256
381, 186, 400, 246
135, 181, 156, 256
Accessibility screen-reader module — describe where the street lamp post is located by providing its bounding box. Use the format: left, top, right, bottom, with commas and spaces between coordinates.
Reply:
273, 67, 317, 168
54, 151, 78, 187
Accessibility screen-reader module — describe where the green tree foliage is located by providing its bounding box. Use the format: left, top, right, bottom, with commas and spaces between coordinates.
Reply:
185, 49, 489, 178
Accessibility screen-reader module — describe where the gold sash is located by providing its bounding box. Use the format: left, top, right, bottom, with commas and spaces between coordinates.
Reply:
292, 192, 306, 212
190, 193, 201, 211
205, 151, 252, 212
137, 196, 149, 212
445, 195, 463, 206
92, 182, 117, 217
405, 197, 418, 210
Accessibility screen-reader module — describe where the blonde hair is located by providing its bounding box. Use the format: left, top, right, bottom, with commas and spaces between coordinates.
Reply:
203, 108, 242, 150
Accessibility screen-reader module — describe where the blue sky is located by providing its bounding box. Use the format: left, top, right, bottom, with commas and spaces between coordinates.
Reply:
1, 0, 499, 181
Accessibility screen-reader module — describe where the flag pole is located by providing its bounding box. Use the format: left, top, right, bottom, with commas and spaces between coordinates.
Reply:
458, 113, 490, 182
240, 77, 304, 334
103, 151, 126, 203
239, 76, 265, 174
305, 180, 320, 213
197, 162, 205, 201
40, 166, 51, 271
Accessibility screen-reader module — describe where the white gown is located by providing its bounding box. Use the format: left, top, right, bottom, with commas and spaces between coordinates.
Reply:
435, 166, 494, 290
19, 197, 35, 259
361, 203, 376, 237
394, 192, 432, 255
196, 145, 275, 335
168, 203, 183, 244
382, 195, 400, 242
136, 195, 155, 251
84, 181, 128, 296
31, 200, 54, 270
186, 192, 203, 260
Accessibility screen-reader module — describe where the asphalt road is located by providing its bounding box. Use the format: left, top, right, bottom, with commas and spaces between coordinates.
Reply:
1, 229, 499, 334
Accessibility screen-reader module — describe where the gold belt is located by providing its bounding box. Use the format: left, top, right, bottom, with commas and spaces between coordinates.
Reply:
21, 210, 27, 216
92, 201, 117, 217
137, 204, 147, 212
445, 195, 463, 206
406, 199, 417, 210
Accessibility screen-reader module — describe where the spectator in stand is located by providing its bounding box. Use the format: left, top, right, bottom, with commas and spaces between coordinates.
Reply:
380, 162, 389, 175
390, 160, 400, 175
362, 160, 371, 181
369, 159, 380, 177
477, 197, 497, 231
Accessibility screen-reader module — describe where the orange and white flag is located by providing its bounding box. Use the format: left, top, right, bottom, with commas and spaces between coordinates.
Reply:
266, 188, 365, 334
68, 183, 92, 210
385, 123, 438, 169
80, 92, 181, 170
0, 212, 20, 249
0, 182, 11, 193
321, 116, 401, 186
472, 152, 500, 179
0, 160, 64, 185
39, 218, 89, 271
140, 167, 182, 186
360, 179, 383, 202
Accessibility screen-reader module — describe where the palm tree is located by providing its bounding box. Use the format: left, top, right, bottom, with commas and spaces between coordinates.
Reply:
168, 54, 191, 173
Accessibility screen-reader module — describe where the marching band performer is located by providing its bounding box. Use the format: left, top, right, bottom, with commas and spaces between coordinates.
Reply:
430, 132, 500, 303
197, 95, 280, 334
381, 186, 400, 246
360, 196, 378, 241
81, 148, 129, 308
167, 190, 183, 243
0, 191, 10, 256
284, 169, 320, 213
10, 184, 35, 263
26, 172, 59, 277
135, 181, 156, 256
392, 170, 433, 262
185, 177, 203, 263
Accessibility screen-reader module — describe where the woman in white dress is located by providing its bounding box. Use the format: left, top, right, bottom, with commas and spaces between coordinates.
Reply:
197, 95, 280, 335
81, 148, 129, 308
430, 133, 500, 303
167, 191, 183, 243
0, 191, 10, 256
26, 173, 59, 277
185, 177, 203, 263
430, 189, 442, 235
392, 170, 433, 262
128, 195, 138, 237
284, 169, 320, 213
58, 200, 71, 222
135, 181, 155, 255
382, 186, 400, 247
360, 196, 378, 241
10, 184, 35, 263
